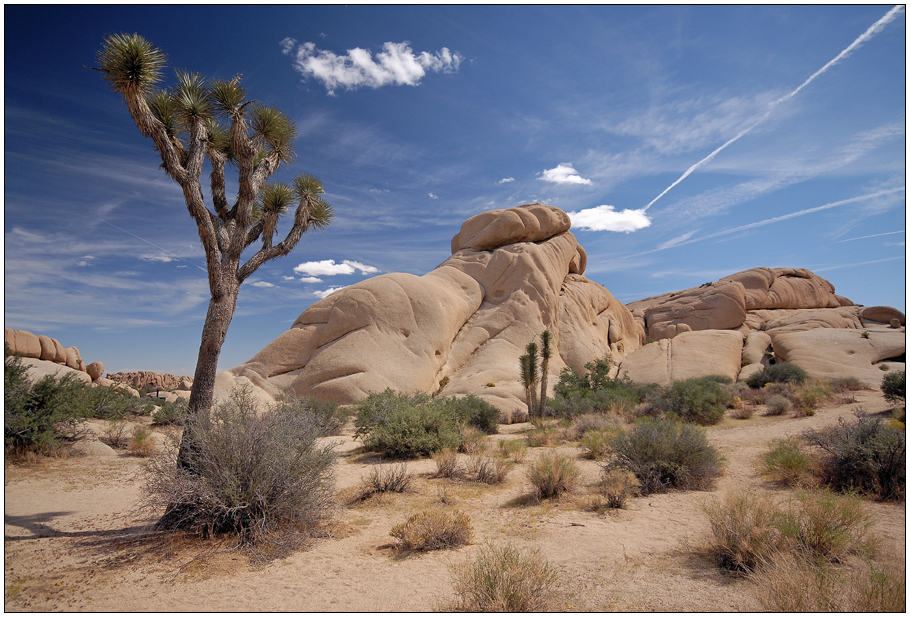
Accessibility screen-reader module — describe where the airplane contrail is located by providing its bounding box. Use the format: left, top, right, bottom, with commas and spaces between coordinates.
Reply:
836, 230, 905, 243
643, 5, 905, 212
100, 218, 208, 273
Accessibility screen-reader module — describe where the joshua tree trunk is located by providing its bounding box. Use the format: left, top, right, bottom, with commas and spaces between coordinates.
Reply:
538, 330, 552, 417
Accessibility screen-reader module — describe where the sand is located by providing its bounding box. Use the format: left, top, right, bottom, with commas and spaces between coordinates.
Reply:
4, 390, 905, 611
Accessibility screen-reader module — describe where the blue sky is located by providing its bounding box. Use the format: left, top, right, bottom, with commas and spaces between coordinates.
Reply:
4, 5, 906, 375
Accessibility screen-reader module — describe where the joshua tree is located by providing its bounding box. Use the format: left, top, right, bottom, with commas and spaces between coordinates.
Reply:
93, 33, 333, 467
537, 330, 552, 416
520, 341, 539, 416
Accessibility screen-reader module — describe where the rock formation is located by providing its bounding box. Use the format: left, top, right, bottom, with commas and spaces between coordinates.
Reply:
216, 203, 644, 412
621, 268, 905, 387
4, 328, 140, 397
218, 206, 905, 409
107, 371, 194, 392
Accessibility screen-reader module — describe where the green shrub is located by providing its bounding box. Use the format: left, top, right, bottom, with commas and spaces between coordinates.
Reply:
449, 542, 558, 612
641, 376, 731, 425
579, 428, 620, 460
829, 377, 867, 392
762, 437, 813, 487
355, 390, 462, 458
390, 508, 473, 551
881, 370, 905, 405
610, 418, 723, 495
803, 411, 905, 501
271, 393, 349, 436
548, 355, 644, 418
144, 387, 336, 553
526, 451, 580, 499
5, 351, 88, 453
440, 394, 500, 434
764, 395, 792, 416
746, 362, 808, 389
151, 398, 189, 426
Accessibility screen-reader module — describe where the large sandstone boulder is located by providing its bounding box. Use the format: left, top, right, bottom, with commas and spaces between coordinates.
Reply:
619, 330, 744, 386
5, 329, 41, 359
218, 203, 644, 412
86, 361, 105, 381
862, 306, 906, 326
770, 327, 905, 387
20, 357, 92, 385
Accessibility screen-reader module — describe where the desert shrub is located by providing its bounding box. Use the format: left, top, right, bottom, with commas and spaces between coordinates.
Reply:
498, 439, 527, 463
440, 394, 500, 434
750, 552, 905, 612
594, 467, 639, 509
779, 490, 875, 561
449, 542, 559, 612
881, 370, 905, 405
271, 393, 349, 436
729, 403, 754, 420
571, 412, 621, 439
704, 491, 785, 573
829, 377, 867, 392
355, 390, 462, 458
151, 397, 189, 426
526, 451, 580, 499
746, 362, 808, 389
548, 356, 644, 418
641, 376, 731, 425
469, 454, 512, 485
610, 418, 723, 495
144, 387, 336, 551
459, 426, 488, 455
579, 428, 620, 460
803, 411, 905, 501
526, 419, 569, 448
5, 352, 89, 453
128, 426, 156, 457
80, 385, 153, 419
762, 437, 813, 488
432, 447, 461, 478
764, 395, 792, 416
741, 386, 769, 406
101, 419, 130, 449
791, 382, 833, 415
363, 462, 413, 495
390, 508, 473, 552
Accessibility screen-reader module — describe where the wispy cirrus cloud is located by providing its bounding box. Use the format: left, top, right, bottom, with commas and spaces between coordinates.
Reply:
539, 163, 592, 185
567, 205, 651, 232
282, 39, 463, 95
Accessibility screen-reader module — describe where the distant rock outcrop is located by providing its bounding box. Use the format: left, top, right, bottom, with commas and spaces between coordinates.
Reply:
621, 268, 905, 387
4, 328, 140, 397
107, 371, 194, 392
217, 203, 644, 413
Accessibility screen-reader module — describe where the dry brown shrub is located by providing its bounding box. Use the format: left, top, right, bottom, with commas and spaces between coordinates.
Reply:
750, 551, 905, 612
449, 542, 558, 611
459, 426, 488, 455
703, 491, 784, 573
469, 454, 512, 485
526, 451, 579, 499
363, 462, 412, 495
497, 438, 527, 463
432, 447, 461, 478
593, 467, 639, 509
102, 419, 130, 449
389, 508, 473, 552
128, 427, 156, 457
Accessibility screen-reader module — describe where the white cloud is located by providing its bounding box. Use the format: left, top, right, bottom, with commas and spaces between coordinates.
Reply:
428, 193, 438, 199
282, 275, 296, 281
313, 285, 348, 299
298, 276, 324, 283
293, 259, 379, 276
498, 177, 515, 184
141, 255, 176, 263
76, 255, 96, 267
568, 205, 651, 233
251, 281, 275, 288
539, 163, 592, 185
282, 39, 463, 95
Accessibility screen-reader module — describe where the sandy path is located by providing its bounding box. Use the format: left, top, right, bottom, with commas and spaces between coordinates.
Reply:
4, 390, 904, 611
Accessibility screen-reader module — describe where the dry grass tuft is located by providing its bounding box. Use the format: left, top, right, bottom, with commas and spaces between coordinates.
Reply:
128, 427, 156, 457
592, 467, 639, 509
449, 542, 558, 611
362, 462, 412, 496
497, 439, 527, 463
526, 451, 580, 499
469, 453, 512, 485
432, 447, 461, 478
389, 508, 473, 552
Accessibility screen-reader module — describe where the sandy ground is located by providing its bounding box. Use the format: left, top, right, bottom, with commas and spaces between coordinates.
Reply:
4, 390, 905, 612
